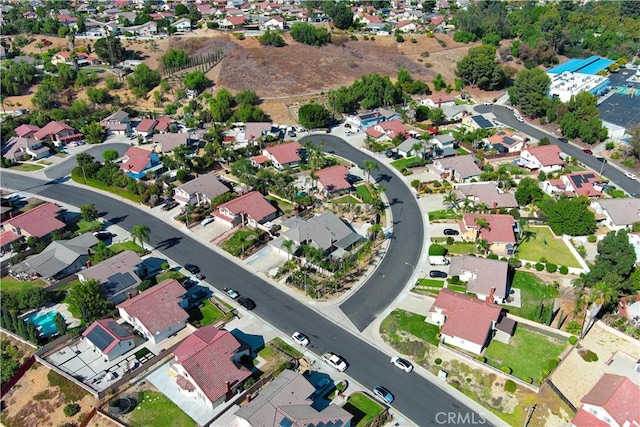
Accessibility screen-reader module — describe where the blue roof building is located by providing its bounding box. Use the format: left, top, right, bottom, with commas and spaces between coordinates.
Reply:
547, 55, 615, 75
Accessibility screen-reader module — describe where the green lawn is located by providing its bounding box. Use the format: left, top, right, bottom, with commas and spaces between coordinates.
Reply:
416, 278, 446, 288
484, 326, 567, 381
456, 147, 469, 155
189, 299, 224, 326
71, 168, 142, 203
507, 271, 559, 321
390, 156, 419, 170
0, 276, 46, 292
332, 195, 361, 204
109, 241, 146, 255
355, 185, 374, 203
428, 209, 462, 220
444, 242, 477, 254
155, 270, 186, 283
9, 163, 44, 172
128, 391, 195, 427
344, 392, 384, 427
564, 164, 585, 172
76, 219, 102, 232
447, 285, 467, 293
266, 195, 294, 214
380, 309, 441, 346
499, 163, 525, 175
517, 226, 580, 267
221, 228, 264, 257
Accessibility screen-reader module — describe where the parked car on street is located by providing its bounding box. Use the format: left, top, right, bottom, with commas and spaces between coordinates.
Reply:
390, 356, 413, 373
582, 149, 593, 155
238, 297, 256, 310
223, 287, 240, 299
373, 386, 394, 404
625, 172, 637, 180
184, 264, 200, 274
322, 352, 347, 372
292, 332, 309, 346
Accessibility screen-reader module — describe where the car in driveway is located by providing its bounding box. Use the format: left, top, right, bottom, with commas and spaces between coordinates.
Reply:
429, 270, 448, 279
373, 386, 394, 404
188, 288, 208, 304
223, 287, 240, 299
292, 332, 309, 346
390, 356, 413, 373
238, 297, 256, 310
200, 217, 214, 227
184, 264, 200, 274
582, 149, 593, 155
625, 172, 637, 180
443, 228, 459, 236
182, 278, 197, 289
322, 352, 347, 372
93, 231, 114, 241
385, 149, 396, 158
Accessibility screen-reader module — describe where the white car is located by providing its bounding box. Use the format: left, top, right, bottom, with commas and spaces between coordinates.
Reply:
292, 332, 309, 346
624, 172, 637, 180
322, 352, 347, 372
200, 217, 214, 227
483, 101, 493, 105
390, 356, 413, 373
506, 105, 514, 111
515, 116, 524, 123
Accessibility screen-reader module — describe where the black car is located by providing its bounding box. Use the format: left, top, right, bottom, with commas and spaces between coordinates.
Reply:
184, 264, 200, 274
385, 149, 395, 158
188, 289, 207, 303
238, 297, 256, 310
162, 201, 178, 211
429, 270, 448, 279
443, 228, 459, 236
93, 231, 114, 241
182, 279, 197, 289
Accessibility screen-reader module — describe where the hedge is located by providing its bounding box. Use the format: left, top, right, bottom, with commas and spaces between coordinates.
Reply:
535, 263, 544, 271
559, 266, 569, 275
568, 336, 577, 345
545, 263, 558, 273
501, 366, 512, 374
429, 244, 447, 256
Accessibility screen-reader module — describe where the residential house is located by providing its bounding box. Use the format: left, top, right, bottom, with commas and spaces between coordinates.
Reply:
78, 250, 144, 304
260, 16, 285, 30
22, 10, 38, 19
274, 211, 363, 259
358, 13, 382, 25
1, 202, 66, 244
440, 104, 467, 123
427, 289, 515, 354
484, 130, 528, 153
448, 256, 511, 303
432, 155, 482, 183
123, 21, 158, 36
519, 145, 563, 173
561, 172, 603, 198
369, 119, 407, 139
243, 122, 272, 143
397, 137, 426, 158
220, 15, 246, 29
463, 114, 494, 131
420, 94, 458, 108
151, 133, 189, 153
82, 319, 136, 362
154, 116, 176, 133
9, 233, 99, 281
346, 108, 401, 130
232, 369, 353, 427
117, 279, 189, 345
171, 17, 192, 32
591, 198, 640, 230
100, 110, 131, 135
14, 124, 40, 138
431, 134, 457, 158
135, 119, 158, 137
174, 173, 231, 206
395, 20, 418, 32
314, 165, 352, 197
215, 191, 278, 228
571, 374, 639, 427
263, 142, 302, 169
51, 51, 98, 67
460, 213, 518, 256
33, 121, 83, 146
58, 14, 77, 28
2, 137, 50, 163
119, 147, 162, 179
456, 183, 518, 210
170, 326, 252, 410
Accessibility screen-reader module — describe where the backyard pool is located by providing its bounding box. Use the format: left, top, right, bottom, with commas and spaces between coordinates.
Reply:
22, 310, 63, 337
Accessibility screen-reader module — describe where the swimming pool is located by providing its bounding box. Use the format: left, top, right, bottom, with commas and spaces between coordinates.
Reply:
22, 311, 63, 337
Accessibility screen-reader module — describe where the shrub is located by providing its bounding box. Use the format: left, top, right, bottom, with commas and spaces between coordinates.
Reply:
233, 32, 245, 40
508, 258, 522, 268
580, 349, 599, 362
559, 266, 569, 275
568, 335, 578, 345
605, 142, 615, 150
434, 358, 442, 365
446, 236, 454, 245
63, 403, 81, 417
411, 38, 417, 43
535, 263, 545, 271
541, 369, 550, 378
566, 320, 582, 335
396, 34, 405, 42
524, 377, 533, 384
476, 356, 487, 363
545, 263, 557, 273
429, 244, 448, 256
501, 366, 512, 374
487, 254, 499, 260
504, 380, 516, 393
587, 235, 597, 243
161, 262, 170, 271
547, 358, 559, 370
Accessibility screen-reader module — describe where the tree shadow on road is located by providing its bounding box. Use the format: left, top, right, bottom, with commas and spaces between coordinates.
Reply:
154, 237, 182, 250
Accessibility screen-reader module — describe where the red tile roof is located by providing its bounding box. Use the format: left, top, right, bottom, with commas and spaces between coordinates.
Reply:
580, 374, 640, 426
154, 116, 174, 132
564, 172, 602, 197
1, 202, 65, 238
396, 20, 413, 28
525, 145, 562, 166
0, 230, 22, 246
462, 213, 516, 244
117, 279, 188, 336
571, 409, 609, 427
363, 14, 381, 23
365, 127, 384, 139
217, 191, 277, 223
173, 326, 251, 404
136, 119, 158, 133
33, 121, 74, 140
226, 15, 246, 26
120, 147, 153, 174
264, 142, 302, 166
82, 318, 134, 355
379, 119, 407, 137
15, 124, 40, 138
430, 15, 445, 26
316, 165, 351, 193
250, 155, 269, 165
431, 289, 502, 346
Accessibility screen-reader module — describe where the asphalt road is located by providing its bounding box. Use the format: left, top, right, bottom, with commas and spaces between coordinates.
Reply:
476, 105, 640, 195
44, 143, 131, 180
1, 172, 483, 426
300, 135, 424, 331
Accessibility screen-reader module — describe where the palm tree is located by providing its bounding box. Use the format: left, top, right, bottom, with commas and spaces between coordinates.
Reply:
35, 41, 44, 54
461, 198, 474, 213
369, 223, 383, 241
477, 239, 490, 255
476, 203, 489, 214
443, 190, 459, 211
282, 239, 294, 261
411, 141, 424, 160
131, 225, 151, 251
361, 160, 378, 184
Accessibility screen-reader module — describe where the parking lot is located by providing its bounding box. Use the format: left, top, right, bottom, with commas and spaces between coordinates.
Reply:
598, 68, 640, 130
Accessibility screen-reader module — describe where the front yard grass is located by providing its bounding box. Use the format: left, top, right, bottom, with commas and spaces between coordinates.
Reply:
9, 163, 44, 172
76, 219, 102, 232
188, 299, 224, 327
355, 185, 374, 203
221, 228, 265, 257
416, 278, 446, 288
155, 269, 185, 283
390, 156, 419, 170
256, 340, 293, 376
332, 195, 360, 204
484, 326, 568, 382
507, 271, 559, 321
128, 390, 195, 427
343, 392, 384, 427
0, 276, 46, 292
447, 284, 467, 293
444, 241, 477, 254
428, 209, 462, 221
517, 226, 580, 267
109, 241, 146, 255
380, 309, 440, 346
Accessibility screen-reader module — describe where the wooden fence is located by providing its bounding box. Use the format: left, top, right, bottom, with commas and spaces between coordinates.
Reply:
1, 355, 36, 397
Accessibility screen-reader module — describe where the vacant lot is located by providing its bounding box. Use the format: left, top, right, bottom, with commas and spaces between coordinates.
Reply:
517, 226, 581, 268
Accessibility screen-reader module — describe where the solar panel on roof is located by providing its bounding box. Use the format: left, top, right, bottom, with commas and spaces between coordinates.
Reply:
102, 272, 138, 296
86, 326, 115, 352
571, 175, 583, 188
503, 137, 515, 145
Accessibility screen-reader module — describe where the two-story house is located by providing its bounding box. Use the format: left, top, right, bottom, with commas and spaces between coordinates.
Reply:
82, 319, 136, 362
572, 374, 639, 427
1, 202, 66, 253
460, 213, 518, 256
365, 119, 407, 141
119, 146, 162, 179
346, 108, 401, 130
171, 17, 192, 32
174, 173, 231, 206
484, 130, 528, 153
2, 137, 50, 163
519, 145, 564, 173
214, 191, 278, 228
263, 142, 302, 169
33, 121, 83, 147
134, 119, 158, 137
591, 198, 640, 230
100, 110, 131, 135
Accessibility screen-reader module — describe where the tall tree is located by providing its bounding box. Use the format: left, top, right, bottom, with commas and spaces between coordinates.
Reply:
455, 45, 505, 90
93, 35, 126, 65
326, 2, 353, 30
361, 159, 379, 183
80, 203, 98, 222
508, 68, 551, 118
588, 230, 637, 294
66, 279, 110, 324
131, 224, 151, 250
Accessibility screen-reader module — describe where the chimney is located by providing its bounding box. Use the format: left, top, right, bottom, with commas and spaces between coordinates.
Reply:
486, 288, 496, 303
86, 259, 92, 268
87, 248, 92, 257
225, 381, 233, 400
128, 292, 132, 299
245, 394, 252, 403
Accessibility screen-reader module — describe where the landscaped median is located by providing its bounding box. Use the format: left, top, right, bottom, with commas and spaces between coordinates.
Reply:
71, 168, 142, 203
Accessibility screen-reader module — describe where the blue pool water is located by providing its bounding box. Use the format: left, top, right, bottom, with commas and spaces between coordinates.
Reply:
22, 311, 63, 337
